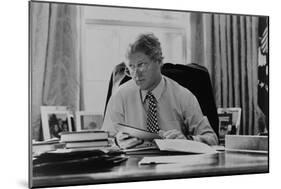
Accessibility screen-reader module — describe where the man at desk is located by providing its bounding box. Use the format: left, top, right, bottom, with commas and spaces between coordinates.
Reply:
102, 33, 218, 149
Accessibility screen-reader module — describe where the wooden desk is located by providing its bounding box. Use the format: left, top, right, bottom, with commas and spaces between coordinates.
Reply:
32, 150, 268, 188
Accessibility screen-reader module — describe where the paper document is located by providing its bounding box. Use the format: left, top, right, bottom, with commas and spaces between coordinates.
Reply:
155, 139, 217, 154
116, 123, 162, 140
139, 154, 217, 165
122, 141, 158, 153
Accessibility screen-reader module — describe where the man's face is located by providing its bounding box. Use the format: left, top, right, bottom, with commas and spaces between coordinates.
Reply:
128, 52, 161, 91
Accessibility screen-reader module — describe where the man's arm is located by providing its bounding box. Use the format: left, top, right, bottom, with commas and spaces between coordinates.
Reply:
102, 91, 125, 135
101, 91, 143, 148
188, 116, 218, 145
182, 91, 218, 146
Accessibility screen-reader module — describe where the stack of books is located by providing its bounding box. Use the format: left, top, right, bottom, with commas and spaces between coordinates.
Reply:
32, 139, 60, 155
60, 130, 110, 149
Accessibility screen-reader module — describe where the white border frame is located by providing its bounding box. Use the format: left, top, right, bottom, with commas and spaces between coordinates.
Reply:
40, 106, 73, 140
75, 111, 103, 131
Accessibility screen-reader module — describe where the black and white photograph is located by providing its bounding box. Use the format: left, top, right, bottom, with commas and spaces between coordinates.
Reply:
29, 0, 269, 188
48, 113, 70, 138
217, 112, 232, 145
218, 107, 242, 135
76, 111, 103, 131
40, 106, 73, 140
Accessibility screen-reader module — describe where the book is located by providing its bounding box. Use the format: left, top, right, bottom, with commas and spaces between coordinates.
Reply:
60, 130, 109, 142
32, 139, 59, 154
65, 140, 110, 148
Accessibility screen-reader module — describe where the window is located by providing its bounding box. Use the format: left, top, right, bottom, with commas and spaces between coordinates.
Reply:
81, 6, 190, 113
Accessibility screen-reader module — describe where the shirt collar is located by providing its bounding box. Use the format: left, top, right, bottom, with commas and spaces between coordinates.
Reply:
141, 76, 164, 103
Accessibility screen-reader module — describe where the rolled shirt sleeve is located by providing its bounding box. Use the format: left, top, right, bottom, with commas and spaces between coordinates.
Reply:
181, 90, 218, 146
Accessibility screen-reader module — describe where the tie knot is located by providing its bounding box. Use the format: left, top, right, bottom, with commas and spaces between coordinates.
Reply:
146, 91, 156, 102
146, 91, 153, 97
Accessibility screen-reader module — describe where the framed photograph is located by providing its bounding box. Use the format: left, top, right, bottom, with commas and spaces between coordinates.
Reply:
218, 113, 232, 145
218, 107, 242, 135
30, 1, 269, 188
75, 111, 103, 131
40, 106, 73, 140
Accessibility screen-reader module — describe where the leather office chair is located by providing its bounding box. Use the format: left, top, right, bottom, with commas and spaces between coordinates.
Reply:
104, 63, 219, 136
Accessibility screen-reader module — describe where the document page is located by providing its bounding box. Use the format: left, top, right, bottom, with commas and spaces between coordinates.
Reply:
116, 123, 162, 140
155, 139, 217, 154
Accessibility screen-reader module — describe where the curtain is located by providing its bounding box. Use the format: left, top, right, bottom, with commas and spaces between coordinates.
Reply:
31, 2, 81, 140
190, 13, 266, 135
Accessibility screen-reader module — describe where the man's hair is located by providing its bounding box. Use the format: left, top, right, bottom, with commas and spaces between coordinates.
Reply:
127, 33, 164, 64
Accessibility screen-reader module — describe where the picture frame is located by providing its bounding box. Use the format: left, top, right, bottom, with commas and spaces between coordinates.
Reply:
40, 106, 73, 140
218, 107, 242, 135
75, 111, 103, 131
218, 113, 232, 145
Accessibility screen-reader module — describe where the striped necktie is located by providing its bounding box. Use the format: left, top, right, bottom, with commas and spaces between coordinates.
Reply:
146, 91, 160, 133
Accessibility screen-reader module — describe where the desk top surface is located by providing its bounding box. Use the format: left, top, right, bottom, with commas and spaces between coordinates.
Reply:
31, 150, 268, 188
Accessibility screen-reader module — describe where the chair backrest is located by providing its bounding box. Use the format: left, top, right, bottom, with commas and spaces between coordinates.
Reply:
104, 63, 219, 136
217, 107, 242, 135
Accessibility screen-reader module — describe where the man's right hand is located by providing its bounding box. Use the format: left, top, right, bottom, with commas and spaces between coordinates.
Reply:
115, 132, 143, 149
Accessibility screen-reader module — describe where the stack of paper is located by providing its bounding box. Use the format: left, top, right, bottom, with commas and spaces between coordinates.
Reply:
32, 138, 60, 154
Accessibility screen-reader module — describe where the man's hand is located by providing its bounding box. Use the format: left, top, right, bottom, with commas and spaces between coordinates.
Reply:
159, 129, 187, 139
115, 132, 144, 149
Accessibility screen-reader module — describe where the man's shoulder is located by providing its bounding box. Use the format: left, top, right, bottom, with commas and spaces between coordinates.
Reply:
163, 76, 198, 108
164, 76, 192, 95
113, 79, 138, 97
